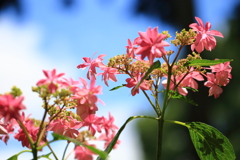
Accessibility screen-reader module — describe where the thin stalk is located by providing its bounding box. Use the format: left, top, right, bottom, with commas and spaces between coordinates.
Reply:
142, 90, 160, 116
62, 142, 70, 160
36, 97, 49, 146
157, 58, 173, 160
46, 140, 58, 160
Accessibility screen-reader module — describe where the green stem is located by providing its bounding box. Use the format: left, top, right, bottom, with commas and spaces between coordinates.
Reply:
46, 141, 58, 160
142, 90, 160, 116
62, 142, 70, 160
165, 120, 189, 128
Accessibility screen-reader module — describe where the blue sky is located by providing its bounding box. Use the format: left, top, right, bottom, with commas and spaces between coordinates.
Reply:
0, 0, 238, 159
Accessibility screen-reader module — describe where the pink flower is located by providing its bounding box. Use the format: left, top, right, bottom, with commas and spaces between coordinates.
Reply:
0, 94, 26, 123
73, 77, 103, 119
210, 61, 232, 78
77, 53, 106, 80
135, 27, 170, 64
0, 119, 16, 144
189, 17, 224, 53
74, 145, 95, 160
36, 69, 65, 93
125, 72, 150, 96
101, 113, 118, 136
79, 114, 103, 136
162, 76, 188, 96
125, 38, 139, 58
99, 132, 120, 149
181, 69, 204, 90
47, 116, 81, 139
97, 67, 118, 86
204, 72, 229, 98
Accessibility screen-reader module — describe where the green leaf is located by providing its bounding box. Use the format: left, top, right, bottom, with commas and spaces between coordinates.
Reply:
109, 84, 126, 91
36, 153, 52, 160
169, 90, 198, 106
7, 155, 18, 160
186, 122, 236, 160
187, 59, 233, 66
134, 60, 161, 91
7, 150, 32, 160
52, 133, 107, 159
96, 115, 158, 160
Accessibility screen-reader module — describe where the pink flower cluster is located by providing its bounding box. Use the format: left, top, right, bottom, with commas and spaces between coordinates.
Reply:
0, 68, 120, 159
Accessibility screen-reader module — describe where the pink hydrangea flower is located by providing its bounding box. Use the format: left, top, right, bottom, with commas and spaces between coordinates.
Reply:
36, 69, 65, 93
162, 75, 188, 96
73, 77, 103, 119
204, 72, 229, 98
97, 67, 118, 86
79, 114, 103, 136
47, 116, 81, 139
0, 94, 26, 123
77, 53, 106, 80
125, 72, 150, 96
189, 17, 224, 53
210, 61, 232, 78
135, 27, 170, 64
99, 132, 120, 149
125, 38, 139, 58
101, 113, 118, 136
181, 69, 204, 90
74, 145, 95, 160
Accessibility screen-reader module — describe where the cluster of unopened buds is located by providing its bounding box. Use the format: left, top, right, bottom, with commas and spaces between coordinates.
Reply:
0, 16, 232, 160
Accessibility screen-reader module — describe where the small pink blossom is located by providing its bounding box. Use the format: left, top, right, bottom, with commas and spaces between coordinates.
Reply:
101, 113, 118, 136
47, 116, 81, 139
99, 132, 120, 149
0, 94, 26, 123
125, 38, 139, 58
77, 53, 106, 80
135, 27, 170, 64
36, 69, 65, 93
73, 77, 103, 119
204, 72, 229, 98
189, 17, 224, 53
74, 145, 95, 160
125, 72, 150, 96
181, 69, 204, 90
210, 61, 232, 78
79, 114, 103, 136
97, 67, 118, 86
162, 76, 188, 96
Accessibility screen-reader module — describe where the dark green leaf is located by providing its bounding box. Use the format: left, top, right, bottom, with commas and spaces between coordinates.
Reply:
169, 90, 198, 106
109, 84, 126, 91
186, 122, 236, 160
97, 115, 158, 160
187, 59, 233, 66
52, 133, 107, 159
134, 60, 161, 91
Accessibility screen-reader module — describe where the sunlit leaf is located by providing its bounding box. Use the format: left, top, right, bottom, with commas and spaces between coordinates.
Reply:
187, 59, 233, 66
186, 122, 236, 160
109, 84, 126, 91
